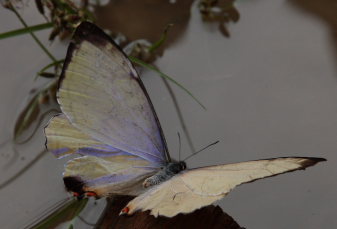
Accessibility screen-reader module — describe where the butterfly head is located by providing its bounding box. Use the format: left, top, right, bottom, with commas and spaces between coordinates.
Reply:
179, 161, 187, 171
167, 161, 187, 174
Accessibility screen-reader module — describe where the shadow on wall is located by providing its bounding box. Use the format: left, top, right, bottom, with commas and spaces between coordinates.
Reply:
289, 0, 337, 69
94, 0, 240, 53
94, 0, 194, 53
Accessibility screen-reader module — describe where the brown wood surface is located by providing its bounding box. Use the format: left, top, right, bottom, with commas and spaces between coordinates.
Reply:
95, 196, 244, 229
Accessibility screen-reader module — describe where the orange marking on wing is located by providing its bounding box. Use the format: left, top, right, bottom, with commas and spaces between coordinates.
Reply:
73, 192, 80, 197
121, 207, 129, 214
85, 191, 97, 197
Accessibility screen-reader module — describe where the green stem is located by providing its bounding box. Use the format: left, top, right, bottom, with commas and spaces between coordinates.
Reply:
148, 24, 173, 53
35, 59, 64, 80
10, 7, 57, 62
0, 22, 53, 40
129, 56, 206, 110
39, 59, 64, 73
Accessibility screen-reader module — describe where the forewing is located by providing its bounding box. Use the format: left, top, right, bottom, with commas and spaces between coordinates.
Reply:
58, 22, 168, 166
64, 155, 156, 197
45, 114, 129, 158
123, 157, 325, 217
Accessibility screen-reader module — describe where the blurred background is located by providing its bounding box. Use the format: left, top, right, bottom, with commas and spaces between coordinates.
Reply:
0, 0, 336, 228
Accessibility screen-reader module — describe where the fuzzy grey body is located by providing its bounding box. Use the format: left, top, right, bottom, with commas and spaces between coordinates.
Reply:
143, 162, 186, 188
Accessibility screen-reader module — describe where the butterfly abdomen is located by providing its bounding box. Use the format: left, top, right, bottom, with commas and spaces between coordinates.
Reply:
143, 162, 186, 188
143, 170, 171, 188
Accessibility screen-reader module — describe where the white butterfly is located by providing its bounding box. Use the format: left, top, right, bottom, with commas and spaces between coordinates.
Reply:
45, 22, 326, 218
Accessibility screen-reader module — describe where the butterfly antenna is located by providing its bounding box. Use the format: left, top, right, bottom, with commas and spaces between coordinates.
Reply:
183, 140, 219, 162
177, 132, 181, 161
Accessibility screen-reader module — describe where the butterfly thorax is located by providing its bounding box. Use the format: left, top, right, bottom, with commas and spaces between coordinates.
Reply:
142, 161, 186, 188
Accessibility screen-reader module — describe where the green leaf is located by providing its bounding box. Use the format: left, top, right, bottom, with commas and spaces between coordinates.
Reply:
129, 56, 206, 110
0, 22, 53, 40
38, 59, 64, 73
38, 72, 57, 79
30, 198, 88, 229
148, 24, 173, 53
35, 59, 64, 80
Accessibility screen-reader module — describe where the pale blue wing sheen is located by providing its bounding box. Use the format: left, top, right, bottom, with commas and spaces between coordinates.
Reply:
64, 155, 157, 197
58, 22, 169, 166
45, 114, 132, 158
45, 114, 159, 197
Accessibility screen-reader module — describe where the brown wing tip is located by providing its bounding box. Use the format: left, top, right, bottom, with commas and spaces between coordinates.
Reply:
73, 21, 108, 44
72, 21, 126, 56
58, 21, 128, 92
298, 157, 327, 168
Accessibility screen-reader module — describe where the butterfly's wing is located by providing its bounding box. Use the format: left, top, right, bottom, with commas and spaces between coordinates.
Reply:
57, 22, 169, 166
63, 155, 156, 197
45, 114, 116, 158
45, 114, 157, 197
45, 22, 168, 196
122, 157, 326, 217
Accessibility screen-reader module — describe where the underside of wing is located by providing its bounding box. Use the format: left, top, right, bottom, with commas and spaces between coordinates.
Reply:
58, 22, 169, 166
64, 155, 156, 197
45, 114, 128, 158
122, 174, 222, 218
122, 157, 325, 217
45, 114, 157, 197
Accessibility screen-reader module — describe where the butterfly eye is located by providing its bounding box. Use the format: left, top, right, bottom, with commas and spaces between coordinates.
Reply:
180, 162, 186, 170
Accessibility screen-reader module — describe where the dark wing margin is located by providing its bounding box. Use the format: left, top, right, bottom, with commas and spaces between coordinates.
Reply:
121, 157, 326, 217
238, 157, 327, 185
190, 157, 326, 172
58, 21, 171, 163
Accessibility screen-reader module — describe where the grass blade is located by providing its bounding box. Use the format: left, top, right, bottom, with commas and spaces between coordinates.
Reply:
29, 198, 88, 229
0, 22, 53, 40
129, 56, 206, 110
148, 24, 173, 53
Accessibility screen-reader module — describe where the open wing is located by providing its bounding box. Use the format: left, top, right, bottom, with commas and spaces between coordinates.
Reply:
122, 157, 326, 217
45, 114, 157, 197
45, 114, 123, 158
63, 155, 156, 197
57, 22, 169, 166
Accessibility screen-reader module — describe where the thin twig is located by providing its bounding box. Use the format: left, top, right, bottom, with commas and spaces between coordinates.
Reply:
161, 78, 196, 154
0, 149, 47, 189
10, 6, 57, 62
129, 56, 206, 110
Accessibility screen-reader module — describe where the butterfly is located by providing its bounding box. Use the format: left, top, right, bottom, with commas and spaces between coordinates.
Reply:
45, 22, 326, 218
